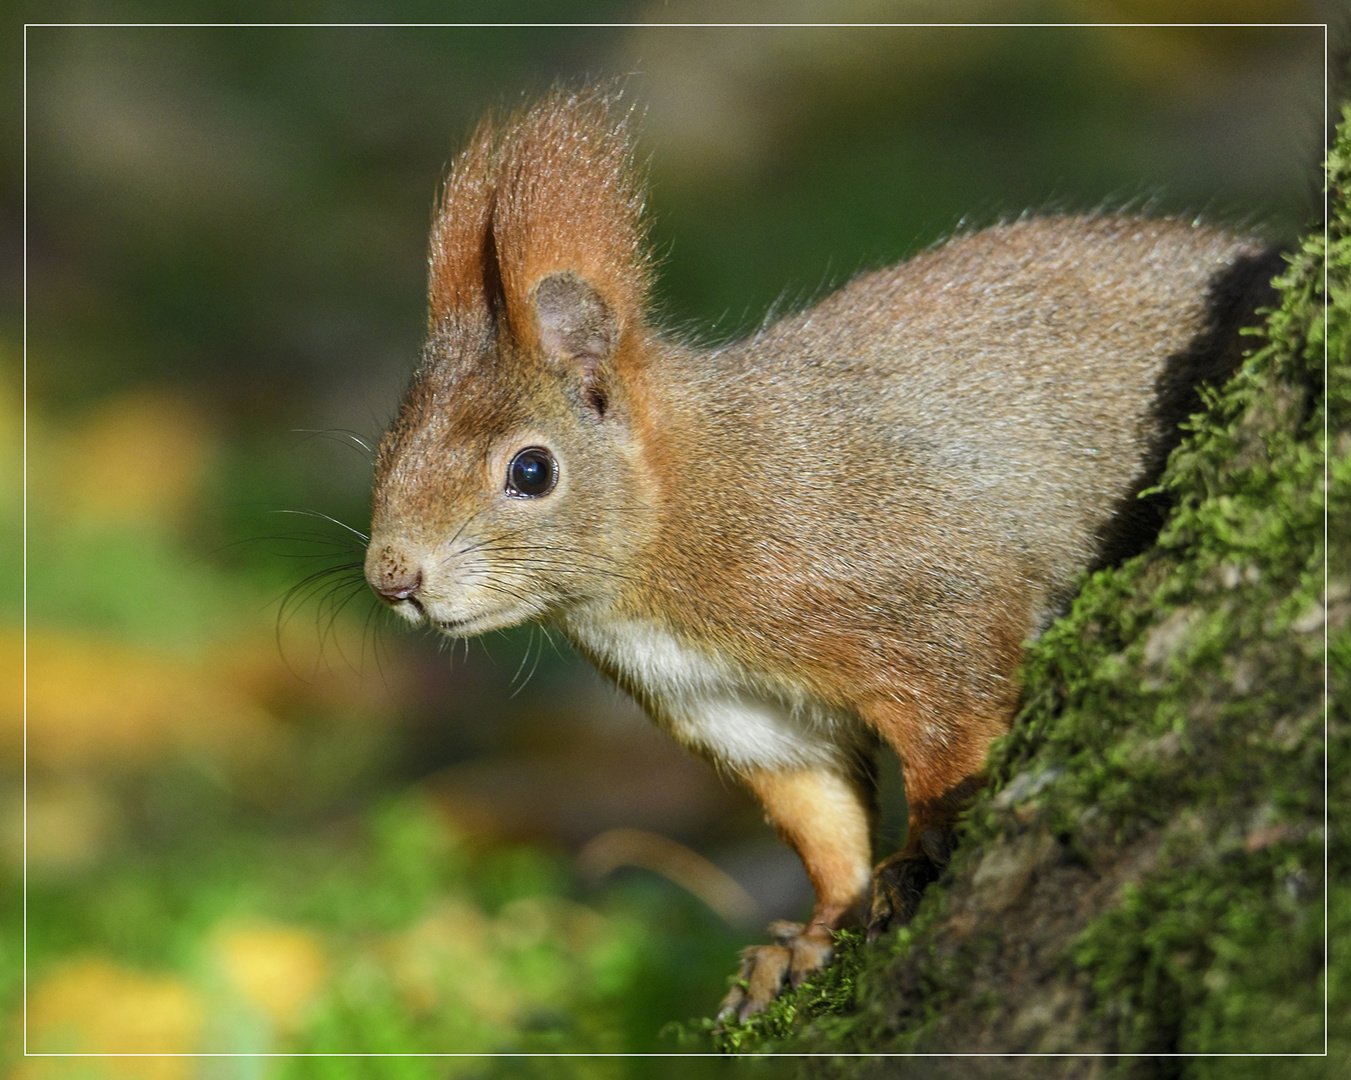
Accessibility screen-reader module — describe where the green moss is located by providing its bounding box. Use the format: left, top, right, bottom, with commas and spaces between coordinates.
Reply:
709, 95, 1348, 1073
666, 931, 869, 1054
1054, 98, 1345, 1069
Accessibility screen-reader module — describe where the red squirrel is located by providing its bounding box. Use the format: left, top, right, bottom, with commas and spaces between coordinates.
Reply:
363, 87, 1281, 1019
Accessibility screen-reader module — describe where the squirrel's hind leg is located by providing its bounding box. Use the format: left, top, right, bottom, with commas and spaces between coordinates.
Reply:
860, 699, 1007, 940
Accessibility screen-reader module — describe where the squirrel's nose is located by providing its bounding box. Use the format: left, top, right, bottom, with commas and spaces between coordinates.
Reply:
366, 550, 424, 603
374, 569, 422, 602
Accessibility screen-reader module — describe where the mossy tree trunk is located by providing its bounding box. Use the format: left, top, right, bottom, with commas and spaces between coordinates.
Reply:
705, 98, 1349, 1080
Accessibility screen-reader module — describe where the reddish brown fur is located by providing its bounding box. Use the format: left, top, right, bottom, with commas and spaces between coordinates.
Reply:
367, 87, 1282, 1020
427, 116, 498, 328
428, 87, 651, 354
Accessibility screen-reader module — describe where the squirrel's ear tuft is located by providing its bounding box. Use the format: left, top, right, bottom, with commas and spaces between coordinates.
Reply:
491, 85, 650, 365
424, 85, 650, 372
427, 115, 502, 331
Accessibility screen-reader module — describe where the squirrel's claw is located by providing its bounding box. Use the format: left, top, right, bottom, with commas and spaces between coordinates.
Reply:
866, 828, 955, 942
716, 921, 835, 1022
865, 855, 935, 942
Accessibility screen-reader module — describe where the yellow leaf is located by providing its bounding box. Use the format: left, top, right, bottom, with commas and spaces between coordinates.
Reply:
56, 390, 214, 529
7, 629, 277, 772
211, 922, 328, 1031
20, 957, 204, 1079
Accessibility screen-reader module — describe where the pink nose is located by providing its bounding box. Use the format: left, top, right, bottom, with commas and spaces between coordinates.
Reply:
367, 553, 423, 603
374, 569, 422, 602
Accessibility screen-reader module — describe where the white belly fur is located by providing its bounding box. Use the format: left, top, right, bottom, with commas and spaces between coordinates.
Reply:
561, 613, 862, 774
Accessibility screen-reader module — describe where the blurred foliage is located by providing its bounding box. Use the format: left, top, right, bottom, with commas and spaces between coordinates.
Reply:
17, 790, 751, 1068
5, 9, 1329, 1073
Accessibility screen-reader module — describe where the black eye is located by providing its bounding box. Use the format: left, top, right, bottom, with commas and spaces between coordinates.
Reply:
506, 447, 557, 498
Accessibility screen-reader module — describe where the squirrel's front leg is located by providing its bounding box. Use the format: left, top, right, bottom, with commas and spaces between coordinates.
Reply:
717, 765, 874, 1021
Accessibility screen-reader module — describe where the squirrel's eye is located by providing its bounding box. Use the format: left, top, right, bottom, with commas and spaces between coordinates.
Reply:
506, 447, 557, 498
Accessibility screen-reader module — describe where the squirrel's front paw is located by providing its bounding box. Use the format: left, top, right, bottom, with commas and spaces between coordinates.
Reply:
716, 920, 834, 1022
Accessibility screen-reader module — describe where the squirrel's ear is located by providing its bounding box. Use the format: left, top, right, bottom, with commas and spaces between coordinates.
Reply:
533, 272, 615, 368
532, 272, 615, 414
490, 86, 649, 381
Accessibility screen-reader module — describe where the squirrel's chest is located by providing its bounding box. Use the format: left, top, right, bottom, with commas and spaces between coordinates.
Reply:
560, 614, 859, 773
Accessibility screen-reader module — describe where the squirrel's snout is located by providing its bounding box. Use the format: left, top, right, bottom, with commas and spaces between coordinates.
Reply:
366, 547, 424, 604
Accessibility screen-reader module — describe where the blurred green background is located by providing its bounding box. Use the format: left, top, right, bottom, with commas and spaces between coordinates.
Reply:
4, 4, 1329, 1075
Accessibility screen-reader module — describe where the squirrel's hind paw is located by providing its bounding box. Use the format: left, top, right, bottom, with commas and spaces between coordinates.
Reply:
715, 920, 834, 1022
866, 827, 955, 941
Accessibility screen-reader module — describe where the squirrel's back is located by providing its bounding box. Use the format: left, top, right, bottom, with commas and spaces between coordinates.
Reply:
639, 215, 1279, 641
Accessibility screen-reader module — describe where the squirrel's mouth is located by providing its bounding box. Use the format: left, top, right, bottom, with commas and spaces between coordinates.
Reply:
433, 615, 478, 634
411, 585, 551, 638
429, 603, 538, 638
375, 593, 425, 624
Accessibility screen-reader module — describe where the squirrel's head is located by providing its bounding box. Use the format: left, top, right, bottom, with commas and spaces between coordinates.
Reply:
365, 86, 657, 636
